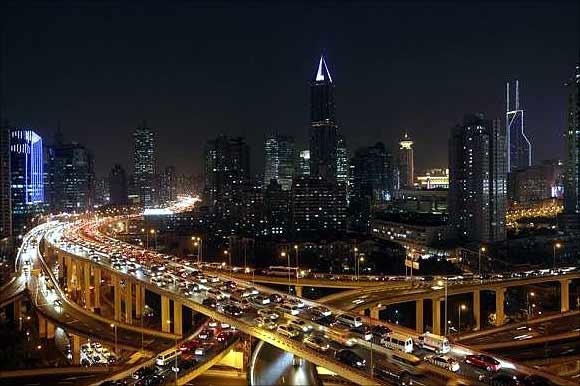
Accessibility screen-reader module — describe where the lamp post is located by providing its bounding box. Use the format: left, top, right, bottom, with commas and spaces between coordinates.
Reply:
294, 245, 299, 283
281, 251, 290, 294
438, 278, 449, 336
110, 323, 118, 355
553, 242, 562, 268
357, 256, 365, 280
353, 247, 358, 279
458, 304, 466, 334
224, 250, 230, 274
478, 246, 486, 279
527, 291, 535, 320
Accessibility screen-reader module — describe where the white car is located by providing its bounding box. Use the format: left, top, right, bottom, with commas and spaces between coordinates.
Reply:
277, 325, 300, 338
288, 319, 312, 333
258, 309, 280, 320
426, 355, 460, 372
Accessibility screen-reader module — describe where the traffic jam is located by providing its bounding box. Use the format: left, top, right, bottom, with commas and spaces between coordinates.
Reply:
48, 217, 556, 386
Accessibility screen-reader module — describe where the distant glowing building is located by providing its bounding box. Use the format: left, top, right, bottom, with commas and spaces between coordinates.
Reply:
506, 81, 532, 173
133, 125, 156, 207
398, 133, 414, 189
10, 128, 44, 236
563, 63, 580, 219
264, 134, 295, 190
416, 169, 449, 190
336, 135, 349, 185
297, 150, 310, 176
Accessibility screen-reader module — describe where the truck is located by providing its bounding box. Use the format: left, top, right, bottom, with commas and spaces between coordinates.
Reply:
415, 332, 450, 354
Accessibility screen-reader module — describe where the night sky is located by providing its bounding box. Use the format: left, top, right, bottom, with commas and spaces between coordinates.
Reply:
1, 2, 578, 177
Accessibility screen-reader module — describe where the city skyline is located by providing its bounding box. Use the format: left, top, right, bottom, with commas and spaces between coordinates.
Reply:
1, 3, 578, 176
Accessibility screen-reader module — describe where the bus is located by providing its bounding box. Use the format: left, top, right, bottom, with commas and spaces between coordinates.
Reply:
380, 332, 414, 353
266, 266, 308, 278
156, 349, 181, 366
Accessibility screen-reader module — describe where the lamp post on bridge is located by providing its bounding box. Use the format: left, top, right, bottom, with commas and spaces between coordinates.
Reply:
553, 242, 562, 268
478, 246, 486, 280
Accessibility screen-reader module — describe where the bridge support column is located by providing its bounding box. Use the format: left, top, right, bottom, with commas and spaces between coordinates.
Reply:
432, 297, 441, 335
83, 262, 92, 309
135, 284, 143, 319
38, 314, 47, 338
560, 279, 570, 313
125, 281, 133, 324
416, 299, 424, 333
174, 301, 183, 336
46, 320, 55, 340
370, 307, 379, 320
94, 268, 101, 310
113, 274, 122, 321
495, 288, 506, 326
65, 255, 73, 290
161, 296, 170, 333
295, 286, 303, 298
473, 289, 481, 331
57, 254, 64, 280
14, 299, 22, 328
71, 334, 81, 365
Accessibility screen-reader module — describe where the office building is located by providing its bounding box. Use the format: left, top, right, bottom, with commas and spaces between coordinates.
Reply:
309, 56, 338, 179
398, 133, 414, 189
264, 134, 295, 190
48, 143, 95, 212
297, 150, 310, 176
264, 179, 290, 235
416, 169, 449, 190
94, 176, 109, 206
109, 163, 128, 205
449, 114, 507, 242
10, 128, 44, 237
291, 176, 347, 234
506, 80, 532, 172
336, 134, 349, 185
564, 64, 580, 218
160, 166, 178, 204
0, 124, 11, 242
509, 161, 563, 205
133, 125, 156, 207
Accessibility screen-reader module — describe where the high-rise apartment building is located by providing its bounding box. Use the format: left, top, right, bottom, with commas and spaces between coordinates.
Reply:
506, 80, 532, 172
0, 123, 11, 242
264, 179, 290, 235
449, 114, 507, 242
133, 125, 156, 207
109, 163, 128, 205
160, 166, 177, 203
49, 143, 95, 212
297, 150, 310, 176
263, 134, 295, 190
10, 129, 44, 237
309, 56, 338, 179
564, 64, 580, 218
398, 133, 414, 189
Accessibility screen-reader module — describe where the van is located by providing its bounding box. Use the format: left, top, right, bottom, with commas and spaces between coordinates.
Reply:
416, 332, 450, 354
380, 332, 414, 353
156, 349, 181, 366
337, 313, 363, 328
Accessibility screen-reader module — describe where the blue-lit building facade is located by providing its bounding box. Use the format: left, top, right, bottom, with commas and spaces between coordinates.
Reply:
10, 129, 44, 237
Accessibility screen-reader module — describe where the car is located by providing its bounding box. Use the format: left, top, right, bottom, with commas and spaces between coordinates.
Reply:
251, 295, 271, 306
132, 366, 157, 379
372, 325, 392, 338
350, 325, 373, 340
223, 304, 242, 316
269, 293, 283, 303
277, 325, 301, 338
288, 319, 312, 333
216, 331, 233, 342
425, 355, 460, 372
335, 349, 366, 368
179, 340, 201, 352
465, 354, 501, 372
491, 374, 522, 386
242, 287, 259, 297
257, 309, 280, 320
311, 306, 332, 317
313, 315, 336, 327
202, 298, 217, 308
303, 335, 329, 352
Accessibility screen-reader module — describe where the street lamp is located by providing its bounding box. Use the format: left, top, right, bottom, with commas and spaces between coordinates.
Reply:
281, 251, 291, 294
110, 323, 118, 355
458, 304, 467, 334
553, 242, 562, 268
438, 279, 449, 336
150, 229, 157, 251
357, 256, 365, 280
478, 246, 486, 279
527, 291, 535, 319
353, 247, 358, 279
294, 245, 299, 283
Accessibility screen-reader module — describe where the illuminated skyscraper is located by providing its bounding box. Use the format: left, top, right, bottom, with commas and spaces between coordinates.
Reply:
264, 134, 295, 190
0, 123, 11, 242
133, 125, 156, 207
506, 80, 532, 172
309, 55, 338, 179
398, 133, 414, 189
336, 134, 349, 185
449, 114, 507, 242
10, 128, 44, 236
564, 63, 580, 217
50, 143, 94, 212
297, 150, 310, 176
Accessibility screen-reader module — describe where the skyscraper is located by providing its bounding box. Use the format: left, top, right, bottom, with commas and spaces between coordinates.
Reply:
449, 114, 507, 242
309, 55, 338, 179
133, 125, 155, 207
0, 123, 11, 242
297, 150, 310, 176
506, 80, 532, 172
398, 133, 414, 189
564, 64, 580, 217
263, 134, 295, 190
10, 128, 44, 237
109, 163, 128, 205
160, 165, 177, 203
336, 134, 349, 185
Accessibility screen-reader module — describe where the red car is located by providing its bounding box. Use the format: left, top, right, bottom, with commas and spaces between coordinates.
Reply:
179, 339, 201, 352
216, 331, 233, 343
465, 354, 501, 372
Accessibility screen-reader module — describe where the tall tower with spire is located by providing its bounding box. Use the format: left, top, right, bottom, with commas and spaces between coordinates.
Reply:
398, 132, 414, 189
309, 55, 338, 180
506, 80, 532, 172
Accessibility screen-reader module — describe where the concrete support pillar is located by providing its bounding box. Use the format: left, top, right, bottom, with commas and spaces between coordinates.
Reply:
58, 254, 65, 280
46, 320, 55, 340
125, 281, 133, 324
83, 262, 92, 309
135, 284, 143, 319
113, 274, 122, 322
416, 299, 424, 333
174, 300, 183, 336
94, 268, 101, 309
495, 288, 506, 326
370, 307, 380, 320
14, 299, 22, 327
432, 297, 441, 335
473, 289, 481, 331
161, 295, 170, 333
295, 286, 303, 298
66, 255, 73, 290
560, 279, 570, 313
71, 334, 81, 365
38, 314, 47, 338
